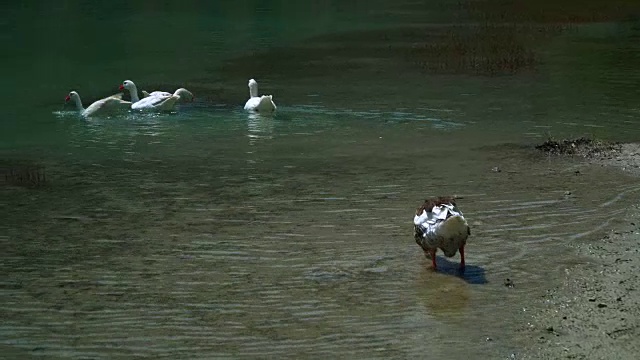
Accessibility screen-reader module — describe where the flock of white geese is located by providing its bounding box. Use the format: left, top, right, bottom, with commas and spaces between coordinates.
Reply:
65, 78, 277, 117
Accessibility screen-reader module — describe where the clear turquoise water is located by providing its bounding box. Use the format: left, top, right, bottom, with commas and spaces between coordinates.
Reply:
2, 1, 640, 359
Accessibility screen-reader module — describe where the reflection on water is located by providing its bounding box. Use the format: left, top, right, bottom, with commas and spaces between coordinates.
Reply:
247, 112, 275, 145
292, 105, 465, 129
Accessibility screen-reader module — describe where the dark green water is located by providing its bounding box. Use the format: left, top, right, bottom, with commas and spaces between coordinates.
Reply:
2, 1, 640, 358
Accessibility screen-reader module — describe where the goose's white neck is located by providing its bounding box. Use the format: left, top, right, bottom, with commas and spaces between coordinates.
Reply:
249, 83, 258, 98
72, 95, 84, 111
128, 84, 140, 103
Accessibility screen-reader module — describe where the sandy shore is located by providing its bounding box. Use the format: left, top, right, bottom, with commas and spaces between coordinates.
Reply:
522, 143, 640, 359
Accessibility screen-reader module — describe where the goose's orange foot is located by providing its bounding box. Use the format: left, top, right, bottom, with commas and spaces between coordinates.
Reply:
430, 249, 437, 270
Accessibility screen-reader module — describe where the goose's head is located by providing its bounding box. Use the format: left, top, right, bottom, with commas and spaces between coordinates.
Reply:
119, 80, 135, 92
65, 91, 79, 102
175, 88, 194, 102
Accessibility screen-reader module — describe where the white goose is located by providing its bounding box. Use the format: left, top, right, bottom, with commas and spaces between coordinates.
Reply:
119, 80, 194, 112
244, 79, 277, 113
65, 91, 131, 118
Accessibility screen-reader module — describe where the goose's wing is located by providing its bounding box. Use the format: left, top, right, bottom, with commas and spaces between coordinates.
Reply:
82, 95, 131, 117
257, 95, 276, 112
107, 92, 125, 100
131, 93, 171, 110
142, 90, 171, 98
244, 97, 261, 111
102, 97, 131, 108
153, 95, 181, 111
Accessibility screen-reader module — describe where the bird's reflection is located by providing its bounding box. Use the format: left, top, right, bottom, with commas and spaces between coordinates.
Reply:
246, 112, 275, 147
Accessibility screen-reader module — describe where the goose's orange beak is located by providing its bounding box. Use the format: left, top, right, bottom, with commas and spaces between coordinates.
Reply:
65, 95, 70, 102
119, 84, 124, 90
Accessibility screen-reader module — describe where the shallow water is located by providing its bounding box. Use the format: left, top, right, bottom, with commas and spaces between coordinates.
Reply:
2, 1, 640, 359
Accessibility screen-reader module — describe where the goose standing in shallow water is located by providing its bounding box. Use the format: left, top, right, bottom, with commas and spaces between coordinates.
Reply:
244, 78, 276, 113
119, 80, 194, 112
413, 196, 471, 271
65, 91, 131, 118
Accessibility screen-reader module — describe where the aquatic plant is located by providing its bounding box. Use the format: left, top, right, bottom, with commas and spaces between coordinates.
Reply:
463, 0, 640, 23
1, 163, 47, 188
406, 23, 564, 75
221, 23, 563, 80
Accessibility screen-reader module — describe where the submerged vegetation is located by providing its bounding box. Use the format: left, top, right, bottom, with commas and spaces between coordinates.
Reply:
220, 0, 640, 80
1, 161, 46, 188
405, 24, 561, 75
221, 23, 563, 80
464, 0, 640, 23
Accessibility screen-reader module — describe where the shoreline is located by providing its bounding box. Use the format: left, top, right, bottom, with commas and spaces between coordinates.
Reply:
522, 143, 640, 359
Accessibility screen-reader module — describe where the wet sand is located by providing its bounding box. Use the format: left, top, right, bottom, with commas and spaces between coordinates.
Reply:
522, 143, 640, 359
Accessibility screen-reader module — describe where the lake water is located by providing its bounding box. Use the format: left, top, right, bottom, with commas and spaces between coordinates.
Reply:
2, 1, 640, 358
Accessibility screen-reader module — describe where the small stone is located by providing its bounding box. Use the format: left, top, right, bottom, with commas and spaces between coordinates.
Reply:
485, 337, 493, 342
546, 326, 554, 333
562, 316, 567, 320
597, 303, 607, 308
588, 298, 596, 302
617, 297, 622, 302
564, 191, 572, 196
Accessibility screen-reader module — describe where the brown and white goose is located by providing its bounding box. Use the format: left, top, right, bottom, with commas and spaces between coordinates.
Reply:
413, 196, 471, 270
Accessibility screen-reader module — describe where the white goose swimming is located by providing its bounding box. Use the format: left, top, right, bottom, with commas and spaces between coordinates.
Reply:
65, 91, 131, 118
119, 80, 194, 111
244, 79, 277, 113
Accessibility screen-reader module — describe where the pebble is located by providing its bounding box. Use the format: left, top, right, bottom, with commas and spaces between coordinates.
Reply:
546, 326, 554, 333
504, 278, 515, 287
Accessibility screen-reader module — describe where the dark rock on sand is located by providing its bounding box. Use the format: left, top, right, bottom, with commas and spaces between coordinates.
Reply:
535, 136, 621, 158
